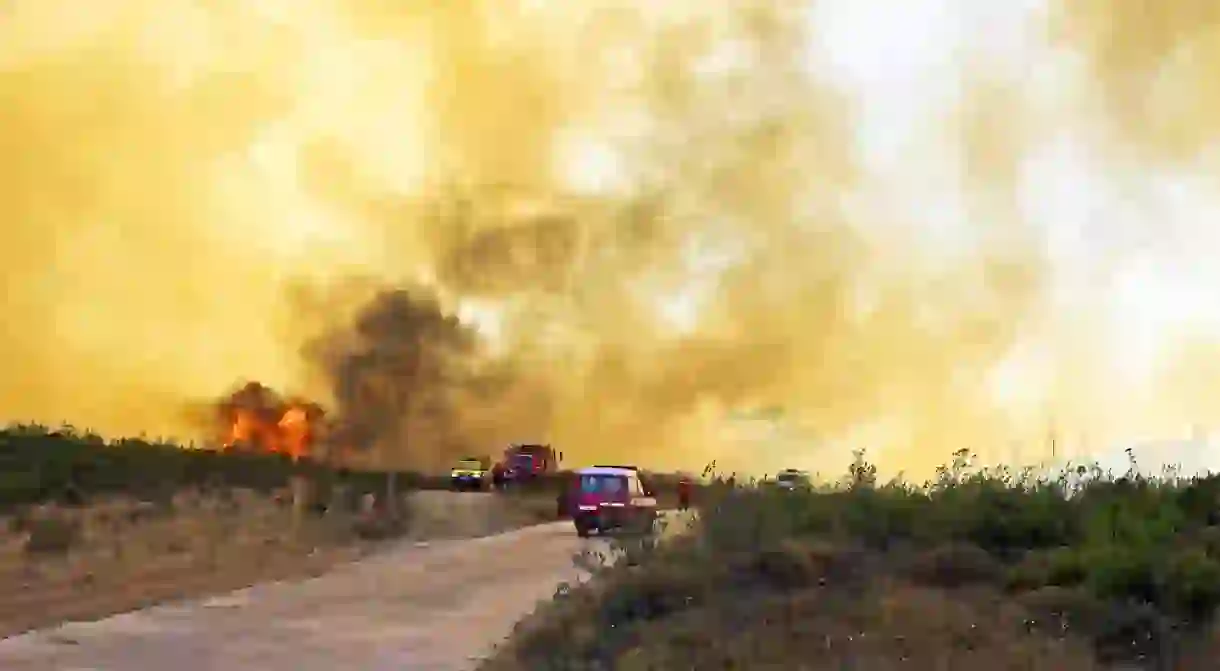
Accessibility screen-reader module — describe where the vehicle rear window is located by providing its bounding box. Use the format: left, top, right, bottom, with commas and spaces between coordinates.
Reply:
513, 446, 549, 459
580, 474, 625, 494
458, 460, 482, 469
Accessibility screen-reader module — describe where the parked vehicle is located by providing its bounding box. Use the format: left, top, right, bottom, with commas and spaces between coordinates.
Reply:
568, 466, 658, 537
450, 456, 491, 491
774, 468, 813, 491
500, 443, 561, 483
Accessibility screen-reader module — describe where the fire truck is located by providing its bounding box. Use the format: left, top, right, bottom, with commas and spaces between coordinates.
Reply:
494, 443, 560, 484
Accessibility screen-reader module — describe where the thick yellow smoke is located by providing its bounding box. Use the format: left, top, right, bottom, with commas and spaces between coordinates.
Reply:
1042, 1, 1220, 449
1, 0, 1214, 475
1050, 0, 1220, 160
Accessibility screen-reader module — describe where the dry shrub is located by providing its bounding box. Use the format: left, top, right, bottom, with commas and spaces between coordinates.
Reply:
504, 493, 565, 525
352, 514, 407, 541
23, 514, 80, 556
488, 550, 1102, 671
1, 471, 567, 637
486, 449, 1220, 670
1016, 585, 1178, 666
621, 585, 1101, 670
742, 538, 865, 591
905, 542, 1006, 589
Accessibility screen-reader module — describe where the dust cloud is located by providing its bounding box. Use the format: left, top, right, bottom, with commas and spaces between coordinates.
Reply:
1, 0, 1213, 475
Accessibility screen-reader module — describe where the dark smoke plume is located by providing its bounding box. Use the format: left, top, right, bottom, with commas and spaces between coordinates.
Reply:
301, 286, 523, 470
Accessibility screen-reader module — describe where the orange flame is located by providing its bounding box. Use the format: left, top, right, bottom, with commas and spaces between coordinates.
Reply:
218, 382, 325, 462
276, 405, 312, 460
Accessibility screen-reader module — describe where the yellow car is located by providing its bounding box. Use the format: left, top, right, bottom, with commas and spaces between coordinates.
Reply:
450, 456, 491, 491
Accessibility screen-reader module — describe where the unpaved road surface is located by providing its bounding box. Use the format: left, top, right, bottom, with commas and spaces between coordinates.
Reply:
0, 520, 609, 671
0, 490, 555, 640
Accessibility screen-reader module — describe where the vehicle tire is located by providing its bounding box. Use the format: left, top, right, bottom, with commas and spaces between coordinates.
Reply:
574, 517, 593, 538
631, 514, 651, 536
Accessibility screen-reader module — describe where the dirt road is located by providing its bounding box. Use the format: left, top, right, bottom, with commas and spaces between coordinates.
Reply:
0, 520, 609, 671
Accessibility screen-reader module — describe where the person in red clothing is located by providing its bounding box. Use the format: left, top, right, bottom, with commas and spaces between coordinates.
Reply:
491, 461, 506, 491
677, 476, 692, 510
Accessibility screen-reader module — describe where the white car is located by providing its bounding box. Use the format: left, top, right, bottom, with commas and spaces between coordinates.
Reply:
774, 469, 812, 491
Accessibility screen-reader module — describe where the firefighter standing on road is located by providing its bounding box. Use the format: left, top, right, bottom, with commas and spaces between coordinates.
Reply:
492, 461, 506, 491
677, 476, 692, 510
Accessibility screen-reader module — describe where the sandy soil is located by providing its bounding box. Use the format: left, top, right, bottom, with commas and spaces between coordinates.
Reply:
0, 520, 610, 671
0, 490, 558, 639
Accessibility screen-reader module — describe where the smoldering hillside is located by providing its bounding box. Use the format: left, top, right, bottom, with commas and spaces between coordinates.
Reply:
4, 1, 1220, 475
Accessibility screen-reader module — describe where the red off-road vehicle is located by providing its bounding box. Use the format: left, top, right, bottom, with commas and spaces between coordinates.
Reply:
568, 466, 658, 537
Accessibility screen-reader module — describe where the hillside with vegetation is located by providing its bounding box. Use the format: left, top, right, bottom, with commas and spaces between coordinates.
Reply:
485, 449, 1220, 670
0, 422, 435, 510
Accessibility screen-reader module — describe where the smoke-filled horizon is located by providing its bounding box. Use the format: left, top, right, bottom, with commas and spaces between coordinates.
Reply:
4, 0, 1220, 475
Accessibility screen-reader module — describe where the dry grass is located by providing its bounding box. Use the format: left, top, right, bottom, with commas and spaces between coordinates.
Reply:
0, 488, 372, 637
0, 486, 556, 638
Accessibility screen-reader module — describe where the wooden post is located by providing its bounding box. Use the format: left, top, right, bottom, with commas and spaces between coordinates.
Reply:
329, 480, 352, 517
290, 474, 311, 534
385, 471, 399, 518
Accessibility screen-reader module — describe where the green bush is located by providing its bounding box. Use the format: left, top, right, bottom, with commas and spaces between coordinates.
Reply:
0, 423, 694, 514
487, 448, 1220, 670
0, 423, 447, 511
1007, 546, 1090, 590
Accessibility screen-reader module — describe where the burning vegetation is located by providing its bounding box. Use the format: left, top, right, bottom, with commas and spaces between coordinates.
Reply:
216, 381, 327, 462
208, 286, 528, 471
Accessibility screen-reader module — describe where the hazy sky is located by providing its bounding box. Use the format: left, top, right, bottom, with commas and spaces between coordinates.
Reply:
5, 0, 1220, 475
817, 0, 1220, 390
713, 0, 1220, 471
